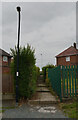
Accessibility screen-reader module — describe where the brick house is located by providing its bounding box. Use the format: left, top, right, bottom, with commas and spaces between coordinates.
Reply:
0, 48, 14, 93
0, 48, 12, 73
56, 43, 78, 66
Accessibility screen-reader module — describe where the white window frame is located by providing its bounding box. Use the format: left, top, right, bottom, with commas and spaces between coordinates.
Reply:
66, 56, 70, 62
3, 56, 8, 62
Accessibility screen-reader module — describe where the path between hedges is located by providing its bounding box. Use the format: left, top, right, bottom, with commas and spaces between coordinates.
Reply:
28, 83, 58, 105
2, 75, 68, 118
28, 75, 58, 105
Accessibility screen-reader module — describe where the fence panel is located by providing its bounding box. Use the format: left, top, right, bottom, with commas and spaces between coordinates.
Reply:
47, 65, 78, 101
61, 65, 78, 98
2, 66, 14, 93
48, 66, 62, 101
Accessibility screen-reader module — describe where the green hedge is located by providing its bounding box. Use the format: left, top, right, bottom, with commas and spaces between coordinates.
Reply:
42, 64, 55, 81
10, 44, 38, 99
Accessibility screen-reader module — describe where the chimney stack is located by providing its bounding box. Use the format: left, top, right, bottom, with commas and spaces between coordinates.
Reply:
73, 42, 76, 49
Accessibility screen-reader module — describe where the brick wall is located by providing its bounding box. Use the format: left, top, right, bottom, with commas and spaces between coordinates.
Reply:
2, 66, 10, 74
56, 55, 78, 66
0, 56, 2, 66
0, 56, 14, 93
1, 56, 11, 74
2, 56, 11, 67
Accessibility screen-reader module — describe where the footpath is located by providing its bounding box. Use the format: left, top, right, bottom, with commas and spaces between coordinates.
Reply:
29, 83, 57, 105
2, 75, 68, 118
29, 74, 58, 105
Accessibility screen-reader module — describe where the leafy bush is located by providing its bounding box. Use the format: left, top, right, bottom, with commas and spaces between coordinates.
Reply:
42, 64, 55, 81
36, 66, 40, 78
10, 44, 37, 99
42, 64, 55, 71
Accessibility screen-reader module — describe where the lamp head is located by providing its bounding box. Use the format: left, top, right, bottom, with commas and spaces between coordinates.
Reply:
16, 6, 21, 12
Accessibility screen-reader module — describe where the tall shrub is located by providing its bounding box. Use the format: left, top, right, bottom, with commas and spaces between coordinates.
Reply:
42, 64, 55, 81
10, 44, 37, 99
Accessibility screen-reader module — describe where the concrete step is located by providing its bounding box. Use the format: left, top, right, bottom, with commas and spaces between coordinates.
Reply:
28, 92, 58, 105
37, 75, 44, 83
37, 84, 46, 87
36, 87, 50, 92
29, 81, 58, 105
28, 100, 57, 105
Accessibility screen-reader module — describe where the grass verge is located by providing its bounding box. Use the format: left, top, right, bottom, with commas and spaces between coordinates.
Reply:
0, 110, 5, 113
59, 98, 78, 119
45, 79, 78, 119
0, 107, 16, 109
0, 106, 16, 113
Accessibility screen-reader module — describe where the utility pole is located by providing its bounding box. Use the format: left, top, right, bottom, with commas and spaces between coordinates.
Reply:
16, 6, 21, 105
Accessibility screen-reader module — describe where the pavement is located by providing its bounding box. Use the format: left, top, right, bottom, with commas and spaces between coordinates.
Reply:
1, 83, 68, 118
2, 103, 68, 118
1, 76, 68, 118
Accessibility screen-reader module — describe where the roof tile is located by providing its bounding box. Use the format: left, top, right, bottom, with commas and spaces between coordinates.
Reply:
0, 48, 12, 57
56, 46, 78, 57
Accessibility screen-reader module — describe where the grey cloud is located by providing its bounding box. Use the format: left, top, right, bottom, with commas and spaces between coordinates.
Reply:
2, 2, 75, 28
2, 2, 76, 68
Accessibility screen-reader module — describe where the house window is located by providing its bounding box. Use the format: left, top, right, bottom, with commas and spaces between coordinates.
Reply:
3, 56, 8, 62
66, 56, 70, 62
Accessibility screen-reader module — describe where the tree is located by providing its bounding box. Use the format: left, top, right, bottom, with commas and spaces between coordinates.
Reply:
10, 44, 37, 99
42, 64, 55, 72
42, 64, 55, 81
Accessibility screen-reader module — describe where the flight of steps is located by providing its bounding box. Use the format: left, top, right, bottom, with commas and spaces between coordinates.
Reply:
28, 75, 57, 105
37, 75, 44, 84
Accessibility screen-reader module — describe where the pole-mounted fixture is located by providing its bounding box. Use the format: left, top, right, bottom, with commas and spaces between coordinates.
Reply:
16, 6, 21, 105
16, 6, 21, 12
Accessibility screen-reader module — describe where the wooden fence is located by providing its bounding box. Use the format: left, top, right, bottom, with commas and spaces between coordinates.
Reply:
1, 66, 14, 93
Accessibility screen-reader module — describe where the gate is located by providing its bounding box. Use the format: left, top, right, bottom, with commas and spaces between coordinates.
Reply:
48, 65, 78, 101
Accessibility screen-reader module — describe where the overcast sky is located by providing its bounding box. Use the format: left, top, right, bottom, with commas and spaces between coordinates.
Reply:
1, 2, 76, 69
